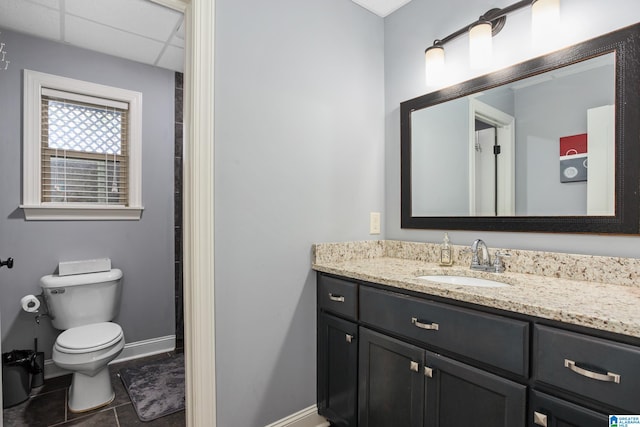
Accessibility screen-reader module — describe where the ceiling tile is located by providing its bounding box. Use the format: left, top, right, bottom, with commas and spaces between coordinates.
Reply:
25, 0, 60, 8
0, 0, 61, 40
171, 18, 185, 48
65, 15, 165, 65
170, 34, 184, 49
156, 45, 184, 72
65, 0, 182, 41
351, 0, 414, 17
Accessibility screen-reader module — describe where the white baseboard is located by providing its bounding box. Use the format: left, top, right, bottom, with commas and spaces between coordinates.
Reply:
113, 335, 176, 363
264, 405, 329, 427
44, 335, 176, 379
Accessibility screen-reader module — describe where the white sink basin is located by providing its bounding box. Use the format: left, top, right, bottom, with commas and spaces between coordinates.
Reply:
416, 275, 509, 288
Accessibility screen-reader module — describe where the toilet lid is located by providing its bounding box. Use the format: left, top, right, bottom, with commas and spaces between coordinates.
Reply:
56, 322, 123, 353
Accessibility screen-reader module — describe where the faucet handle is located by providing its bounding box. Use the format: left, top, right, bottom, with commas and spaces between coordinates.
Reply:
493, 252, 510, 273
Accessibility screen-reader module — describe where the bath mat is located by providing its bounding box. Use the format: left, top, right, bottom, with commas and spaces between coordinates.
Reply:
119, 353, 185, 422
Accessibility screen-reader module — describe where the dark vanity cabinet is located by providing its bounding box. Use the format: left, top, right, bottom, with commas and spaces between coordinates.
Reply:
423, 351, 526, 427
530, 325, 640, 426
317, 275, 359, 427
317, 272, 640, 427
357, 326, 527, 427
358, 285, 527, 427
358, 327, 425, 427
529, 390, 609, 427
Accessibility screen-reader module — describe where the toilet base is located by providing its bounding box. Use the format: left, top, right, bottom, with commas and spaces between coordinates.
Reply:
68, 366, 115, 413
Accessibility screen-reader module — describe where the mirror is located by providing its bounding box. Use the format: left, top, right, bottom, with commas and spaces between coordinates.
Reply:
401, 23, 640, 233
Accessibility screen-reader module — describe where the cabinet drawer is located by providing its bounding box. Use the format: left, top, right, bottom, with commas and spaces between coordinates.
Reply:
534, 325, 640, 413
360, 286, 529, 377
529, 390, 608, 427
318, 275, 358, 320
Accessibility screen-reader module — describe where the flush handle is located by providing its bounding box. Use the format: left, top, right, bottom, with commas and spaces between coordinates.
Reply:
0, 257, 13, 269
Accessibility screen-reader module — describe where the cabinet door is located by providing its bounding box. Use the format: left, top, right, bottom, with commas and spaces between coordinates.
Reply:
529, 390, 609, 427
424, 351, 526, 427
359, 327, 424, 427
318, 313, 358, 427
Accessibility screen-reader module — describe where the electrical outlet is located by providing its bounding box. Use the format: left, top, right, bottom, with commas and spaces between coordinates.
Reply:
370, 212, 381, 234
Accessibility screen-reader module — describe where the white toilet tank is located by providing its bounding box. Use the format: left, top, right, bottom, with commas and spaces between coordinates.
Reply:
40, 269, 123, 330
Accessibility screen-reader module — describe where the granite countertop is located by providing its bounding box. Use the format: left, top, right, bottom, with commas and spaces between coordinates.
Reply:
312, 241, 640, 339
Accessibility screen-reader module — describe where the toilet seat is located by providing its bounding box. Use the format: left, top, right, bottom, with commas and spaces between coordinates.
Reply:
55, 322, 123, 354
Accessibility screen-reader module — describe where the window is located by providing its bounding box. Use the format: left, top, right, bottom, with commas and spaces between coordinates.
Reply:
22, 70, 143, 220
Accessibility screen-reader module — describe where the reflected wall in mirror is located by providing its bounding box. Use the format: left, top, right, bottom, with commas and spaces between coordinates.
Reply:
401, 23, 640, 233
412, 54, 614, 217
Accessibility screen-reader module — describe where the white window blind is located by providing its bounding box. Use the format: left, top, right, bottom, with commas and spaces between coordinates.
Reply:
22, 69, 143, 220
40, 91, 129, 206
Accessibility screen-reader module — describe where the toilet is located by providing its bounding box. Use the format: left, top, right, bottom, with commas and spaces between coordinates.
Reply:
40, 267, 125, 413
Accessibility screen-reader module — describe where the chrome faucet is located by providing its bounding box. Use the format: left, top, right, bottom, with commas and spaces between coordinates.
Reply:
469, 239, 510, 272
470, 239, 492, 271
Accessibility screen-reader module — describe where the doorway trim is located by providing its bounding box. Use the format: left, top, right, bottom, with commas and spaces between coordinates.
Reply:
468, 98, 515, 216
149, 0, 217, 425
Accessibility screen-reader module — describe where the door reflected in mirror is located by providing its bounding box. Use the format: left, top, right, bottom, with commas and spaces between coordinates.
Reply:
410, 53, 615, 217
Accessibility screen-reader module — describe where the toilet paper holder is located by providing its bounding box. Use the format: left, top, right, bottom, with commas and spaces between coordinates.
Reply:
31, 294, 51, 325
19, 293, 50, 325
0, 257, 13, 269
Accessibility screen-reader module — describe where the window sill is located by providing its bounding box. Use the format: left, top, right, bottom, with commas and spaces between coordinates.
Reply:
20, 205, 144, 221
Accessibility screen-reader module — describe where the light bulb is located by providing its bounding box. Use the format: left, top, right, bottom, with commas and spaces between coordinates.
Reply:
425, 45, 445, 87
532, 0, 560, 48
469, 21, 492, 69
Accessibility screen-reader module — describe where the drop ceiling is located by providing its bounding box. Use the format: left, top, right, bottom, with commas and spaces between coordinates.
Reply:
0, 0, 412, 72
0, 0, 184, 71
351, 0, 414, 17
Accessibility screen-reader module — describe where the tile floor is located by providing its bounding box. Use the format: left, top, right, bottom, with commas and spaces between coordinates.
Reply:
3, 352, 185, 427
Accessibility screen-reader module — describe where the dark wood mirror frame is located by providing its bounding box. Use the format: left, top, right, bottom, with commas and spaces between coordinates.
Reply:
401, 23, 640, 234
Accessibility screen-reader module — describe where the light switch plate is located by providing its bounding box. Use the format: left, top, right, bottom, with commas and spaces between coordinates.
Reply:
370, 212, 381, 234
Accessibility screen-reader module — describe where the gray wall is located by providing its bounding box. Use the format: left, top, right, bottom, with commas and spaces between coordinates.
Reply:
412, 97, 469, 215
514, 65, 614, 215
0, 29, 176, 358
214, 0, 384, 425
384, 0, 640, 257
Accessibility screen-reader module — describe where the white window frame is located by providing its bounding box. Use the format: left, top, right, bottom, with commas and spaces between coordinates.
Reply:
21, 69, 143, 220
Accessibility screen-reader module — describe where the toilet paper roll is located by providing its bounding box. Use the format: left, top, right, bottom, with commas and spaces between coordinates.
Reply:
21, 295, 40, 312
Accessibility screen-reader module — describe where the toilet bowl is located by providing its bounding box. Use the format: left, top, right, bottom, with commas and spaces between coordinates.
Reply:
52, 322, 125, 412
41, 265, 125, 413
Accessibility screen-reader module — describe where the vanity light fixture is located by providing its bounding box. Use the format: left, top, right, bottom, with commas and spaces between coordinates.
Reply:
424, 0, 560, 86
469, 20, 493, 69
532, 0, 560, 46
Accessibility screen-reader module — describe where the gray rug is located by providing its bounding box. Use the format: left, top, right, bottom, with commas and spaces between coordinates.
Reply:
119, 353, 185, 422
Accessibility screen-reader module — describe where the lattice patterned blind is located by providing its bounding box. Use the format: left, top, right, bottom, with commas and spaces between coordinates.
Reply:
41, 88, 129, 206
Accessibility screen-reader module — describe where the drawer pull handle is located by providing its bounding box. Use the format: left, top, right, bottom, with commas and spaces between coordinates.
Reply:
410, 361, 419, 372
564, 359, 621, 384
328, 293, 345, 303
533, 411, 548, 427
411, 317, 439, 331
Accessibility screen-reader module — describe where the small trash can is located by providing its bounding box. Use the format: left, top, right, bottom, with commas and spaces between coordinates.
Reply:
2, 350, 35, 408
